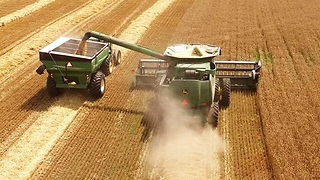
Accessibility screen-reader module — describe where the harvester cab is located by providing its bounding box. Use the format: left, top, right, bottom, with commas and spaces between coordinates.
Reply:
48, 31, 261, 128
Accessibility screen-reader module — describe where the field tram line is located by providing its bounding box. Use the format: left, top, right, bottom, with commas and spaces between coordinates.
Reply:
0, 86, 53, 154
0, 0, 35, 17
255, 1, 320, 178
219, 89, 274, 179
255, 95, 275, 179
30, 105, 93, 179
0, 0, 94, 57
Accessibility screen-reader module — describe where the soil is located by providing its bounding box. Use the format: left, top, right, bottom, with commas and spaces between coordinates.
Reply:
0, 0, 319, 179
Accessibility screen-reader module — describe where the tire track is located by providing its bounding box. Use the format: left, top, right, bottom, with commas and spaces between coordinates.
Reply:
0, 0, 93, 75
0, 0, 56, 27
0, 0, 37, 17
220, 91, 272, 179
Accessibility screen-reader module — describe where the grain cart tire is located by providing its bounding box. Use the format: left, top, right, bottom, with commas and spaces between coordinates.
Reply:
213, 78, 220, 102
100, 56, 113, 75
113, 49, 121, 65
106, 58, 114, 75
47, 76, 60, 96
220, 78, 231, 108
207, 102, 219, 128
89, 71, 106, 98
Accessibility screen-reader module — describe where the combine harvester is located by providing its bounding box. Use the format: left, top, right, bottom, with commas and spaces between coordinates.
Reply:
36, 31, 261, 127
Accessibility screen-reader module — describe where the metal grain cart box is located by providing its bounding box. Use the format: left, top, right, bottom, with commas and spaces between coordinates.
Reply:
36, 37, 121, 98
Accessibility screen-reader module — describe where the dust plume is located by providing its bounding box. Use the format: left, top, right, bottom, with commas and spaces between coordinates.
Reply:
145, 95, 225, 179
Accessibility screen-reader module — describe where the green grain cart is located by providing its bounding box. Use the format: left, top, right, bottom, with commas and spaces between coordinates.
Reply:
36, 36, 121, 98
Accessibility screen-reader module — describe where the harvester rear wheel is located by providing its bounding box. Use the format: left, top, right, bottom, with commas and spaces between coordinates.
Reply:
220, 78, 231, 108
113, 49, 121, 65
208, 102, 219, 128
213, 78, 220, 102
88, 71, 106, 98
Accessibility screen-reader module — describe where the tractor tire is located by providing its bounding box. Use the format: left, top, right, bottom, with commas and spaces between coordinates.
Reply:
106, 57, 114, 75
46, 76, 60, 97
207, 102, 219, 128
213, 78, 220, 102
88, 71, 106, 98
113, 49, 121, 65
100, 55, 113, 75
220, 78, 231, 108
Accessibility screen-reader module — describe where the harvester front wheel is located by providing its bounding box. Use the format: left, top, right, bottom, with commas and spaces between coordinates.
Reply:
113, 49, 121, 65
220, 78, 231, 108
46, 76, 60, 96
208, 102, 219, 128
89, 71, 106, 98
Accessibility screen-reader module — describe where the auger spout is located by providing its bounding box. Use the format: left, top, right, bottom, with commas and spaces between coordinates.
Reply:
80, 31, 168, 61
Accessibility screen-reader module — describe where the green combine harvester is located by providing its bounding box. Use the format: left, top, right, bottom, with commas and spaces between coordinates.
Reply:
36, 31, 261, 127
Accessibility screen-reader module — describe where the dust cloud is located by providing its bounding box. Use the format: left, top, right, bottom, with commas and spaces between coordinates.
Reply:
145, 96, 225, 179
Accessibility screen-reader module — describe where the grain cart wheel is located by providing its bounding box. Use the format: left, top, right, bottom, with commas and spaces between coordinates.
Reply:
220, 78, 231, 108
213, 78, 220, 102
89, 71, 106, 98
207, 102, 219, 128
101, 51, 116, 75
113, 49, 121, 65
47, 76, 60, 96
100, 56, 114, 75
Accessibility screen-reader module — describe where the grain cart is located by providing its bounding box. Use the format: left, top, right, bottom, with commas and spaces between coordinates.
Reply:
69, 31, 261, 127
36, 36, 121, 98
